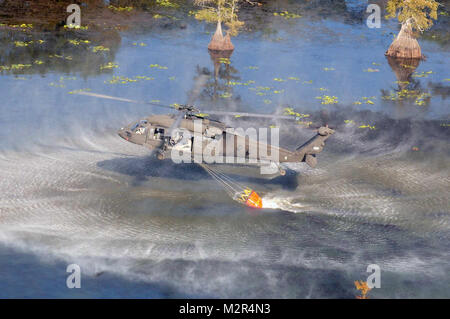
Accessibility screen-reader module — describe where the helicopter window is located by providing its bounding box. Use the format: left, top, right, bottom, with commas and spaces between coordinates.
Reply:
154, 128, 165, 140
131, 123, 140, 131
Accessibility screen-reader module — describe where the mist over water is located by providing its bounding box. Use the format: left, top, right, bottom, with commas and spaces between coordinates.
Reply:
0, 2, 449, 298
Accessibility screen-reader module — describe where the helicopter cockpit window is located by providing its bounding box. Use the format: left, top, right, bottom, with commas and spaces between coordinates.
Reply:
131, 123, 140, 131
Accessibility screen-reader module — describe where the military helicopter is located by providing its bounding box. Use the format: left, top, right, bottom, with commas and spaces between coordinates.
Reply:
77, 91, 334, 176
76, 87, 334, 208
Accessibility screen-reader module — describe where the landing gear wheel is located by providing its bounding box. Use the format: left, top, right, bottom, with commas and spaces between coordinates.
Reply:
156, 152, 164, 160
279, 169, 286, 176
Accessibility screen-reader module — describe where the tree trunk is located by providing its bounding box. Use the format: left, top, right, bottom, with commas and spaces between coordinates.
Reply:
208, 20, 234, 52
385, 19, 422, 59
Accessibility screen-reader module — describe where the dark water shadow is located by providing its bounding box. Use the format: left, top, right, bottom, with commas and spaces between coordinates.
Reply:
97, 155, 299, 190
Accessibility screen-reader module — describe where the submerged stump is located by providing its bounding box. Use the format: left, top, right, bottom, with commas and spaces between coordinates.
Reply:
386, 19, 422, 59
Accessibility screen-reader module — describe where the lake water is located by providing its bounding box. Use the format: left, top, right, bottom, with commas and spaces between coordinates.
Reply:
0, 1, 449, 298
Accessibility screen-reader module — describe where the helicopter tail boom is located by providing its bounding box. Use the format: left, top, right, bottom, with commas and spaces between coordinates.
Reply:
294, 126, 334, 168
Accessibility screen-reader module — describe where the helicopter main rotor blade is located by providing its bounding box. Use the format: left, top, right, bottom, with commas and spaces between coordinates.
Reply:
198, 110, 303, 120
76, 91, 174, 110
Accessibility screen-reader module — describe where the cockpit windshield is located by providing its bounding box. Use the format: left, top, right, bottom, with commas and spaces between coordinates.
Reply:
130, 120, 148, 132
131, 123, 140, 131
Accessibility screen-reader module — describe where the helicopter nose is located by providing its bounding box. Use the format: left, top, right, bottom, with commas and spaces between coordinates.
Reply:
118, 128, 130, 141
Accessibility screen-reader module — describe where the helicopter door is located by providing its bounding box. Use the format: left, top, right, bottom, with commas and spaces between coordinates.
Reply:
153, 128, 164, 140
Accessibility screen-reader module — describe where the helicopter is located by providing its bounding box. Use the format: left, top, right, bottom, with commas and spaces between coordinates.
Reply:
77, 91, 335, 177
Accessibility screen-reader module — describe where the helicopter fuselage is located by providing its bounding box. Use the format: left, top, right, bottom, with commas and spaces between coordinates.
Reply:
118, 114, 334, 170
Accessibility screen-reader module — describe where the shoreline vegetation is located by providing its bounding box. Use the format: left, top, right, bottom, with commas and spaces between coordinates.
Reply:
0, 0, 448, 79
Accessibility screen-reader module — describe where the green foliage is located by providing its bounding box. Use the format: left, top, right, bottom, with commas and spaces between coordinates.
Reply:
194, 0, 245, 36
386, 0, 439, 31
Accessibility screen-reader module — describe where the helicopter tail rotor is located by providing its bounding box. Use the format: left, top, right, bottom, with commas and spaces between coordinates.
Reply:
295, 125, 334, 168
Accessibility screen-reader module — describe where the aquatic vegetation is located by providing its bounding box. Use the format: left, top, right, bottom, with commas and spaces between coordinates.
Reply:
345, 120, 376, 130
364, 68, 380, 72
49, 82, 65, 88
64, 24, 88, 30
150, 100, 161, 103
250, 86, 271, 91
153, 14, 163, 19
247, 66, 259, 70
288, 76, 300, 81
0, 23, 33, 31
263, 99, 272, 104
149, 64, 168, 69
156, 0, 179, 8
0, 64, 32, 71
412, 70, 433, 78
273, 78, 286, 82
108, 5, 133, 12
372, 62, 381, 66
359, 124, 376, 130
273, 11, 302, 19
318, 87, 328, 91
382, 89, 431, 105
302, 80, 313, 84
14, 41, 32, 47
218, 58, 230, 64
414, 92, 431, 105
284, 108, 309, 116
34, 60, 44, 65
92, 46, 110, 53
220, 92, 232, 98
132, 42, 147, 46
362, 96, 376, 105
227, 80, 254, 86
100, 62, 119, 70
68, 88, 91, 94
49, 54, 72, 60
323, 67, 335, 71
443, 79, 450, 82
316, 95, 338, 104
273, 89, 284, 94
105, 75, 154, 84
68, 39, 90, 45
169, 76, 176, 81
297, 120, 313, 127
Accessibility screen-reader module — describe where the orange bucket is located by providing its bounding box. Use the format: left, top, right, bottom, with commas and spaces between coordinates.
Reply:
245, 190, 263, 208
